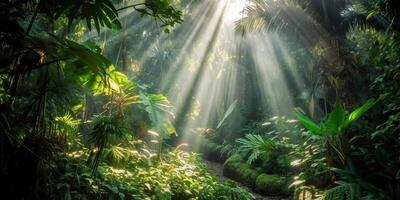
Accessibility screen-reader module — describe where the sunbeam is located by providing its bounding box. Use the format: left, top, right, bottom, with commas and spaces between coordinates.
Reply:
125, 0, 311, 149
76, 0, 334, 156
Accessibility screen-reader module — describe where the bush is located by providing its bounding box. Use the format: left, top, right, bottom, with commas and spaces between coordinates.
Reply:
199, 138, 221, 162
53, 148, 255, 200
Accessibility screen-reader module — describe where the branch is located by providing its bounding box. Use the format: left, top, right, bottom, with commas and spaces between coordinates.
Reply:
26, 58, 68, 72
116, 3, 146, 12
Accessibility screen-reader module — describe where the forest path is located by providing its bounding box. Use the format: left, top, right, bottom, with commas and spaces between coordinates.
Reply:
202, 159, 288, 200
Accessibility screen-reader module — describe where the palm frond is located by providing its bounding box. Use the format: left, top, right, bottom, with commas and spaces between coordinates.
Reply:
87, 114, 126, 174
236, 134, 275, 164
323, 182, 360, 200
235, 0, 321, 38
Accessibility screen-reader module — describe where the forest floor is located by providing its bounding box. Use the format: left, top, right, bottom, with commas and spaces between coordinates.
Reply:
202, 159, 289, 200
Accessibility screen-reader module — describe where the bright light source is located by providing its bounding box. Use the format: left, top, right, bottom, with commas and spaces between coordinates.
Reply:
225, 0, 248, 22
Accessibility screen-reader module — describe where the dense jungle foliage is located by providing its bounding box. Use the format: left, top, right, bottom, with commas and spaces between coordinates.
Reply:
0, 0, 399, 199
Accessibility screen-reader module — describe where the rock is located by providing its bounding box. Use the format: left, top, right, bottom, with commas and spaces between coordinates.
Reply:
263, 150, 292, 175
255, 174, 288, 196
223, 160, 260, 188
199, 139, 221, 162
204, 158, 288, 200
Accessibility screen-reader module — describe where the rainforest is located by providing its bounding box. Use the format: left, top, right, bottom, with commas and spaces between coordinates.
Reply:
1, 0, 399, 199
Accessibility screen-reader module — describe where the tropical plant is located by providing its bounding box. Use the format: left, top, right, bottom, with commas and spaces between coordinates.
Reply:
212, 180, 255, 200
321, 167, 394, 199
87, 114, 128, 174
55, 147, 254, 200
295, 98, 381, 168
139, 92, 175, 156
323, 181, 361, 200
234, 134, 275, 164
118, 0, 183, 31
295, 98, 381, 136
290, 133, 330, 189
52, 0, 122, 33
344, 20, 400, 200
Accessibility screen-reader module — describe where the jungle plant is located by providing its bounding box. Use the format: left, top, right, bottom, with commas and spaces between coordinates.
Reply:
290, 134, 330, 190
140, 92, 175, 156
212, 180, 255, 200
87, 114, 128, 174
0, 0, 183, 198
323, 168, 393, 200
322, 181, 361, 200
295, 97, 381, 169
233, 134, 275, 165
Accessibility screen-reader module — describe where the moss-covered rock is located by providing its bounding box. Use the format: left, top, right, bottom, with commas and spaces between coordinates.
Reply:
263, 148, 292, 175
223, 158, 260, 188
199, 139, 220, 162
255, 174, 289, 196
307, 172, 331, 188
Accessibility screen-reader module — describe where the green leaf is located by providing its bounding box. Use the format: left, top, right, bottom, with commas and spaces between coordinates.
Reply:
294, 111, 323, 136
140, 93, 175, 138
94, 16, 101, 33
366, 11, 377, 21
86, 17, 92, 31
344, 99, 376, 129
100, 3, 117, 19
325, 102, 346, 135
98, 10, 112, 29
111, 19, 122, 30
216, 100, 238, 129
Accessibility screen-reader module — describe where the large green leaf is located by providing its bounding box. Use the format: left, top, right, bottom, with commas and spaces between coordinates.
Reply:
325, 102, 346, 135
140, 93, 175, 138
294, 111, 323, 136
344, 98, 376, 129
296, 98, 380, 137
55, 0, 121, 33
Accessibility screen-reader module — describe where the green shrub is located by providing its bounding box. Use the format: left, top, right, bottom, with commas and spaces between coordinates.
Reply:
213, 180, 255, 200
53, 148, 254, 200
322, 182, 360, 200
199, 138, 221, 162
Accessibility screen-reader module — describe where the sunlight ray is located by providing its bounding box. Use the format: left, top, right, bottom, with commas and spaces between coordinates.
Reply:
245, 32, 294, 115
